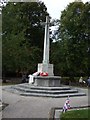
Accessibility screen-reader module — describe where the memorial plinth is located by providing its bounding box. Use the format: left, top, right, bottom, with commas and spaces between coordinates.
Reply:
34, 76, 61, 87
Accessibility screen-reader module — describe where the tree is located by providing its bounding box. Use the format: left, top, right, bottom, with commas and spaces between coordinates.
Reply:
2, 2, 49, 77
60, 1, 90, 76
51, 1, 90, 76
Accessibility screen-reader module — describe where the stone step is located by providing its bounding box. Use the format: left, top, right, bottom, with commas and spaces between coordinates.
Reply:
12, 86, 78, 94
20, 92, 86, 98
30, 86, 71, 90
3, 86, 86, 98
3, 84, 86, 98
17, 83, 71, 90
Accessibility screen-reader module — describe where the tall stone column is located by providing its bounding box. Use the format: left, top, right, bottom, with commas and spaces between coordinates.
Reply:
38, 16, 54, 76
43, 16, 49, 64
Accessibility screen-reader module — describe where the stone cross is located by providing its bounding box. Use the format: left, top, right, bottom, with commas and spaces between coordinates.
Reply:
38, 16, 53, 76
43, 16, 50, 64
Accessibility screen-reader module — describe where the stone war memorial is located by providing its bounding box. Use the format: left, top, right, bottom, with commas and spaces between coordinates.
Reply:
3, 16, 86, 98
34, 16, 61, 87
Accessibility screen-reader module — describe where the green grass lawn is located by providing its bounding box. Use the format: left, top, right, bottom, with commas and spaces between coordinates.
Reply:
0, 82, 20, 86
2, 82, 18, 86
0, 78, 22, 86
60, 108, 90, 120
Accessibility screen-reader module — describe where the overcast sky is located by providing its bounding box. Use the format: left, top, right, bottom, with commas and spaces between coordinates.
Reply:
41, 0, 89, 19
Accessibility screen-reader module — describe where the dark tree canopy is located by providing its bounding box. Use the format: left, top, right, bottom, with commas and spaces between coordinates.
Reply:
2, 2, 49, 76
2, 1, 90, 78
51, 1, 90, 76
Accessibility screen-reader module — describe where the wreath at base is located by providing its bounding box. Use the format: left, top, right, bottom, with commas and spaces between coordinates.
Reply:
40, 72, 48, 76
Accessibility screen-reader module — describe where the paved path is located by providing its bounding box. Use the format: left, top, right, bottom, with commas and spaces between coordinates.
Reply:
1, 86, 89, 119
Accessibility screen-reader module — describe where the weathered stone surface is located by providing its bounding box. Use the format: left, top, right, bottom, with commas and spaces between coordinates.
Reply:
34, 76, 61, 87
38, 63, 54, 76
3, 83, 86, 98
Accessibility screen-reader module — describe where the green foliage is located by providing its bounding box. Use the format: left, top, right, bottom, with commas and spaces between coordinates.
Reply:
2, 1, 90, 77
61, 108, 90, 119
2, 2, 48, 76
51, 1, 90, 76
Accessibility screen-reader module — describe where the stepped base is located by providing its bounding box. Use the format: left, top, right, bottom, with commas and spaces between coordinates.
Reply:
3, 83, 86, 98
34, 76, 61, 87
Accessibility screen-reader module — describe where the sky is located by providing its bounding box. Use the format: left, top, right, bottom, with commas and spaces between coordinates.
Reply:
41, 0, 89, 19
